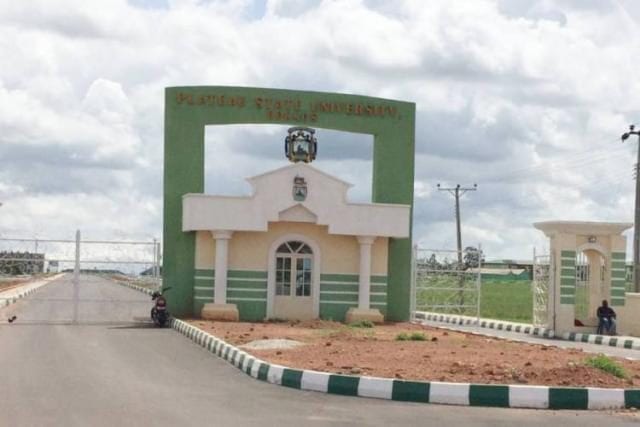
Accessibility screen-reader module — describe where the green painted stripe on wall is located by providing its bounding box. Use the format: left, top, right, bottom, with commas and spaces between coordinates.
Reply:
234, 300, 266, 322
560, 297, 575, 305
370, 294, 387, 303
469, 385, 509, 407
371, 275, 388, 284
321, 283, 359, 293
612, 252, 626, 260
319, 304, 354, 322
611, 289, 626, 297
560, 277, 576, 286
561, 250, 576, 257
391, 380, 429, 402
549, 388, 588, 410
321, 273, 359, 282
320, 293, 358, 302
195, 269, 214, 277
227, 289, 267, 299
228, 280, 267, 289
561, 267, 575, 275
612, 270, 626, 279
611, 261, 626, 269
228, 270, 268, 279
611, 298, 625, 307
371, 284, 387, 293
561, 259, 575, 267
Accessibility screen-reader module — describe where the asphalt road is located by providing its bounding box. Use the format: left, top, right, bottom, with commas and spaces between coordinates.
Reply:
1, 275, 639, 426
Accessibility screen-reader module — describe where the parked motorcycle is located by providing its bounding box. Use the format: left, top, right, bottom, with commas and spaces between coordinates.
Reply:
151, 288, 171, 327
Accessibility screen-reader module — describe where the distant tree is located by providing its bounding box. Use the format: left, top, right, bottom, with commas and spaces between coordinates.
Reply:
463, 246, 485, 269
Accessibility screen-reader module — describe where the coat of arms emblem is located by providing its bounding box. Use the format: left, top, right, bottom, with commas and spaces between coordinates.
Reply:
293, 176, 307, 201
284, 127, 317, 163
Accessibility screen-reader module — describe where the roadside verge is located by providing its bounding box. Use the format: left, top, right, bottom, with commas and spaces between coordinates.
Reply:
172, 318, 640, 410
0, 273, 64, 308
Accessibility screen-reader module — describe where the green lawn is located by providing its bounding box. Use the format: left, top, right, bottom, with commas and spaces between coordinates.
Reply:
479, 280, 532, 323
416, 278, 533, 323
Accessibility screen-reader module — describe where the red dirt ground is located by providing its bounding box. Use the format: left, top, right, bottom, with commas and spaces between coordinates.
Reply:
187, 319, 640, 389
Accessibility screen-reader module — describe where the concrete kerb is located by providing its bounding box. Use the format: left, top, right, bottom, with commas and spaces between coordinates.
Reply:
413, 311, 555, 338
0, 274, 64, 308
414, 311, 640, 352
111, 285, 640, 410
170, 318, 640, 411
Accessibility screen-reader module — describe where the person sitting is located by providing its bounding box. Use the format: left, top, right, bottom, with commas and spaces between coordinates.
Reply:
596, 299, 617, 335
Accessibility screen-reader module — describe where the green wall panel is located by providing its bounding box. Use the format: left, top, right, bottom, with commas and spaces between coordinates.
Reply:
232, 300, 267, 321
319, 303, 356, 322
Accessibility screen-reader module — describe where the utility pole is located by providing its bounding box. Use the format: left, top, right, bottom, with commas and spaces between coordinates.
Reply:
437, 183, 478, 264
622, 125, 640, 292
437, 183, 478, 311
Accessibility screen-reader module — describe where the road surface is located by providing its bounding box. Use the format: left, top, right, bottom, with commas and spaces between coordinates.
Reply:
1, 274, 638, 426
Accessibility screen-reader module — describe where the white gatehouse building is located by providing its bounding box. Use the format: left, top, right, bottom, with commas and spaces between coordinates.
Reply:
182, 162, 411, 323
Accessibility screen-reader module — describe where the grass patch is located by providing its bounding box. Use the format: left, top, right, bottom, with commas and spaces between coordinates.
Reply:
396, 331, 428, 341
584, 354, 627, 379
348, 320, 374, 328
416, 278, 533, 323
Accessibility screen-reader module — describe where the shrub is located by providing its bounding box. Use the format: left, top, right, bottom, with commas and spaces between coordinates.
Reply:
349, 320, 374, 328
409, 332, 427, 341
585, 354, 627, 379
396, 332, 410, 341
395, 331, 428, 341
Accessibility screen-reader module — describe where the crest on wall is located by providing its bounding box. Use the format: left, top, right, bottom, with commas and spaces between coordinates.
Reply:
284, 127, 317, 163
293, 176, 307, 201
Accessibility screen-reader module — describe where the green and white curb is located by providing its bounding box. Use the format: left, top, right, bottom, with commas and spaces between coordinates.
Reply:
172, 318, 640, 410
414, 311, 555, 338
416, 311, 640, 352
0, 274, 64, 308
561, 331, 640, 351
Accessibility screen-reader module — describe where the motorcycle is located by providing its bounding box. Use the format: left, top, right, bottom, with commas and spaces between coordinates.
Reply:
151, 288, 171, 327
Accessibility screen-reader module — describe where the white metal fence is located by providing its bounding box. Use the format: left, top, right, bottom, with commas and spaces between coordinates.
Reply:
412, 246, 482, 319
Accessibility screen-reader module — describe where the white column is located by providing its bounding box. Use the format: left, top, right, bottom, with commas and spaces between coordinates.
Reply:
211, 230, 233, 304
357, 236, 376, 310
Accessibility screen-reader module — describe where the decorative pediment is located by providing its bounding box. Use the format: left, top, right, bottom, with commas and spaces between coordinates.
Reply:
182, 163, 410, 238
278, 204, 318, 223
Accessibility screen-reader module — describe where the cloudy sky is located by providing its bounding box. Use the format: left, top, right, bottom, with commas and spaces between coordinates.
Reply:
1, 0, 640, 261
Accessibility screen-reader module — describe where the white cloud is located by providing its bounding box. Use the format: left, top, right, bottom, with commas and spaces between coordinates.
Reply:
0, 0, 639, 260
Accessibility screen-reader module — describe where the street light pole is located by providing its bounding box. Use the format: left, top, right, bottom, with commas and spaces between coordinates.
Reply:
622, 125, 640, 292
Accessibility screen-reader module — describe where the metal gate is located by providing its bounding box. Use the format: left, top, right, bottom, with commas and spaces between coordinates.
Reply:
0, 230, 161, 325
532, 250, 552, 327
412, 247, 482, 318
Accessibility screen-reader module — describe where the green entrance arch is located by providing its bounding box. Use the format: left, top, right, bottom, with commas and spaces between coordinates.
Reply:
163, 86, 415, 321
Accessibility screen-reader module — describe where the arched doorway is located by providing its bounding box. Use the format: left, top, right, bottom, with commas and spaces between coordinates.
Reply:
575, 246, 607, 327
267, 235, 321, 320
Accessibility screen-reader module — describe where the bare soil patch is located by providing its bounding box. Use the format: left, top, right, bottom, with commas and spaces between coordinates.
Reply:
186, 319, 640, 388
0, 277, 31, 293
